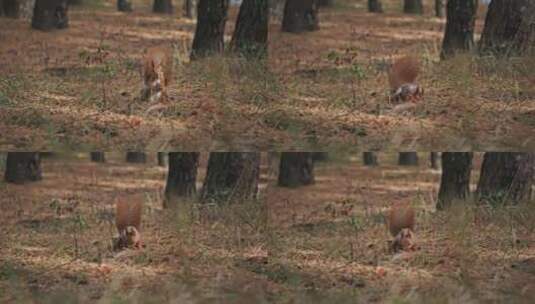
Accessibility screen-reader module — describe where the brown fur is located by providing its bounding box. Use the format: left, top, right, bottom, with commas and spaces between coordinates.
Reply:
141, 46, 173, 103
391, 228, 416, 252
388, 203, 416, 252
388, 56, 423, 102
115, 197, 143, 249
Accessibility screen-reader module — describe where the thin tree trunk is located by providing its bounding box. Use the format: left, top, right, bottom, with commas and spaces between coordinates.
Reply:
191, 0, 229, 59
312, 152, 328, 162
183, 0, 196, 18
440, 0, 478, 59
157, 152, 167, 167
404, 0, 423, 14
165, 152, 199, 205
363, 152, 378, 166
479, 0, 535, 56
278, 152, 315, 187
282, 0, 319, 33
117, 0, 132, 12
435, 0, 445, 17
200, 152, 260, 204
3, 0, 20, 17
437, 152, 473, 210
398, 152, 419, 166
126, 152, 146, 164
153, 0, 173, 14
430, 152, 439, 169
5, 152, 42, 184
32, 0, 69, 31
90, 152, 105, 162
230, 0, 269, 59
368, 0, 383, 13
477, 153, 535, 204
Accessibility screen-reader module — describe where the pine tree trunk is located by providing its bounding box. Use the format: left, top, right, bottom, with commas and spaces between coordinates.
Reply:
437, 152, 473, 210
282, 0, 319, 33
479, 0, 535, 56
312, 152, 328, 162
278, 152, 315, 187
440, 0, 478, 59
403, 0, 423, 14
363, 152, 378, 166
157, 152, 167, 166
165, 152, 199, 205
126, 152, 146, 164
435, 0, 445, 17
90, 152, 105, 162
191, 0, 229, 59
117, 0, 132, 12
3, 0, 20, 17
398, 152, 419, 166
368, 0, 383, 13
153, 0, 173, 14
183, 0, 196, 18
32, 0, 69, 31
477, 153, 535, 204
430, 152, 439, 169
200, 152, 260, 203
230, 0, 269, 59
5, 152, 42, 184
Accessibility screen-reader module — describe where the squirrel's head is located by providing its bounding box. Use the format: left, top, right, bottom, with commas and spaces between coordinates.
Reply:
391, 83, 423, 103
118, 226, 141, 248
394, 228, 415, 252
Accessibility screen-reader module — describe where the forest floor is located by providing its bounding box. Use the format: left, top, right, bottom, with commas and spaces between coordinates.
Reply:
1, 0, 534, 150
1, 153, 534, 303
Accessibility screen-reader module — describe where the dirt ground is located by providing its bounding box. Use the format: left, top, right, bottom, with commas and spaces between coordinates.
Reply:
1, 153, 534, 303
0, 0, 534, 150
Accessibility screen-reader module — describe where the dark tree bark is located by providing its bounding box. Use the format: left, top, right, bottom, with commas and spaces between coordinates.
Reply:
282, 0, 319, 33
32, 0, 68, 31
317, 0, 332, 6
440, 0, 478, 59
398, 152, 419, 166
403, 0, 423, 14
200, 152, 260, 203
69, 0, 82, 5
183, 0, 196, 18
363, 152, 378, 166
153, 0, 173, 14
430, 152, 439, 169
368, 0, 383, 13
2, 0, 20, 17
157, 152, 167, 167
437, 152, 473, 210
90, 152, 105, 163
126, 152, 146, 164
191, 0, 229, 59
312, 152, 328, 162
477, 153, 535, 204
278, 152, 315, 187
5, 152, 42, 184
165, 152, 199, 205
117, 0, 132, 12
435, 0, 445, 17
230, 0, 269, 59
479, 0, 535, 56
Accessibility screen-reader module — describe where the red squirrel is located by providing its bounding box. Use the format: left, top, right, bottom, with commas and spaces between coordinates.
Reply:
388, 56, 423, 103
141, 46, 173, 103
115, 197, 143, 249
388, 202, 417, 252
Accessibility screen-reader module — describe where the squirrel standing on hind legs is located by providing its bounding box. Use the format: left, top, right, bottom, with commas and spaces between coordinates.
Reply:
388, 202, 417, 252
115, 196, 143, 250
388, 56, 424, 103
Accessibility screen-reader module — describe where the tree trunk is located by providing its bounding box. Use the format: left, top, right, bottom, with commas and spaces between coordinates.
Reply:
200, 152, 260, 203
126, 152, 146, 164
165, 152, 199, 205
317, 0, 332, 6
282, 0, 319, 33
278, 152, 315, 187
368, 0, 383, 13
398, 152, 419, 166
477, 153, 535, 204
435, 0, 445, 17
430, 152, 439, 169
230, 0, 269, 59
437, 152, 473, 210
363, 152, 378, 166
191, 0, 229, 59
5, 152, 42, 184
2, 0, 20, 17
153, 0, 173, 14
183, 0, 196, 18
479, 0, 535, 56
312, 152, 328, 162
117, 0, 132, 12
440, 0, 478, 59
32, 0, 68, 31
157, 152, 167, 167
403, 0, 423, 14
90, 152, 105, 162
